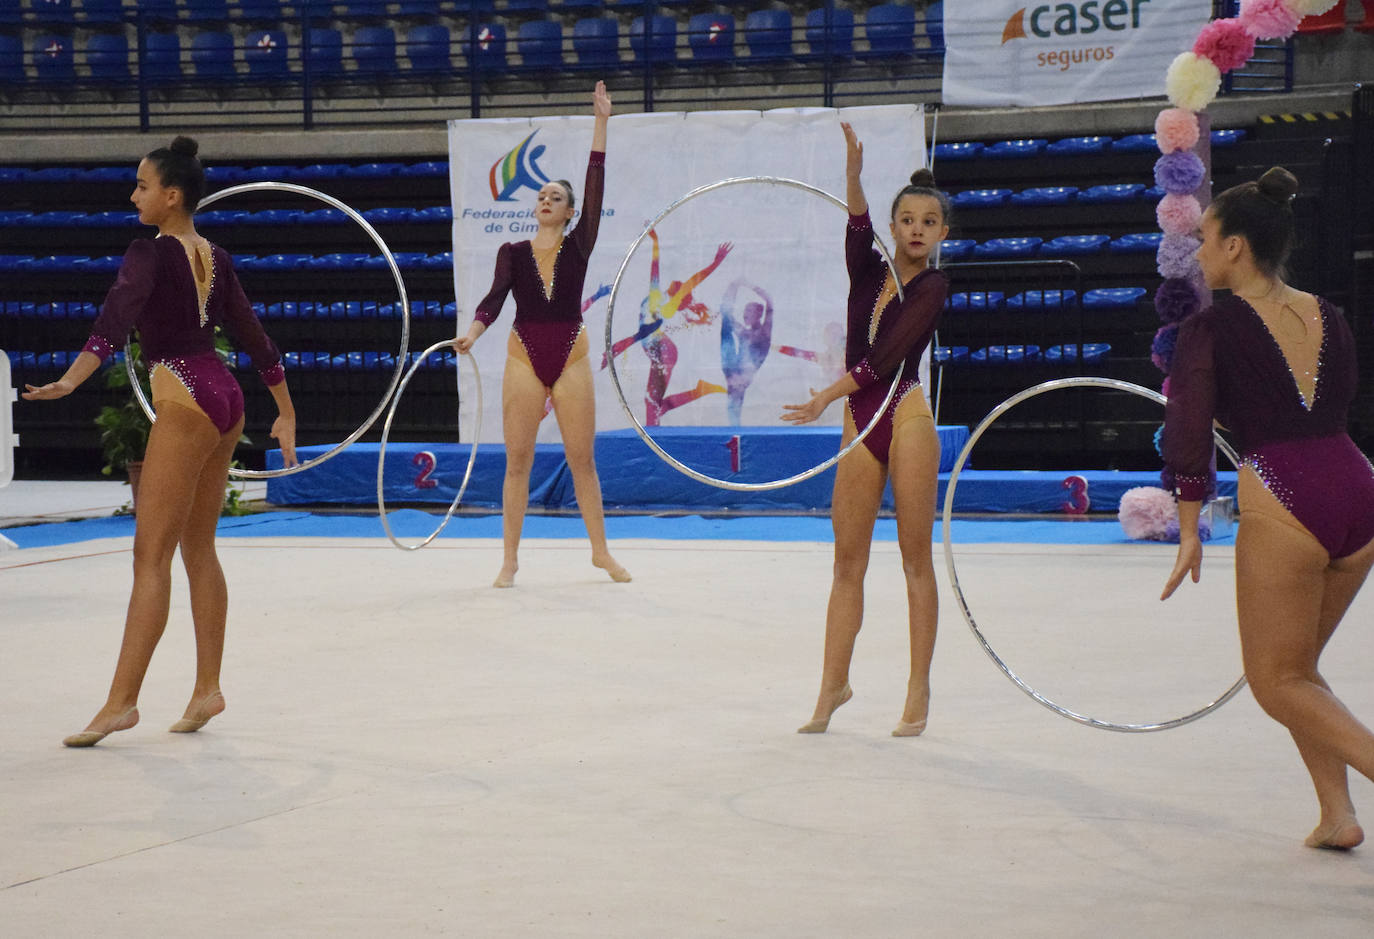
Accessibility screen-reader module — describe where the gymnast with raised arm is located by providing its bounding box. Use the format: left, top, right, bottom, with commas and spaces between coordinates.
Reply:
23, 136, 298, 747
1161, 166, 1374, 850
456, 82, 630, 588
783, 122, 950, 737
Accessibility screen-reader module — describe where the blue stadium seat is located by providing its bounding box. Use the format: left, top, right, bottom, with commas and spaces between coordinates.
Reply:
295, 162, 347, 179
937, 238, 975, 260
362, 207, 415, 223
0, 255, 29, 272
1011, 186, 1077, 206
421, 251, 452, 270
0, 0, 21, 25
1082, 287, 1146, 310
79, 0, 124, 22
985, 138, 1047, 158
244, 30, 288, 76
744, 9, 791, 59
392, 251, 429, 269
406, 24, 450, 71
932, 141, 982, 161
26, 210, 88, 226
415, 205, 452, 222
933, 345, 968, 364
804, 7, 853, 55
77, 166, 134, 181
241, 253, 313, 271
34, 34, 75, 80
948, 291, 1004, 311
353, 26, 398, 74
190, 31, 235, 77
1005, 290, 1076, 310
1142, 185, 1165, 201
687, 13, 735, 61
1078, 183, 1144, 203
1044, 342, 1110, 363
141, 32, 181, 80
394, 0, 439, 14
29, 255, 90, 272
516, 19, 562, 68
306, 28, 344, 76
204, 166, 245, 183
241, 208, 298, 224
864, 3, 914, 55
0, 33, 24, 81
31, 0, 75, 25
925, 0, 942, 51
1041, 234, 1109, 256
399, 161, 448, 177
952, 188, 1010, 208
0, 210, 32, 224
136, 0, 176, 22
467, 23, 506, 70
971, 345, 1041, 365
85, 33, 129, 78
82, 255, 122, 272
1111, 133, 1157, 153
629, 14, 674, 62
1046, 135, 1110, 155
194, 209, 248, 226
350, 161, 405, 177
184, 0, 228, 21
238, 0, 282, 19
555, 0, 601, 11
333, 351, 396, 369
505, 0, 548, 13
309, 253, 380, 270
973, 236, 1042, 259
572, 17, 617, 67
1109, 232, 1163, 253
283, 351, 334, 370
342, 0, 388, 17
36, 351, 80, 368
1210, 128, 1245, 148
22, 167, 82, 181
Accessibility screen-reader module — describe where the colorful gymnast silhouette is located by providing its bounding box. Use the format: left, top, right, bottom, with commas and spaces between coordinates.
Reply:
777, 321, 848, 384
603, 230, 733, 425
489, 131, 551, 203
718, 278, 774, 425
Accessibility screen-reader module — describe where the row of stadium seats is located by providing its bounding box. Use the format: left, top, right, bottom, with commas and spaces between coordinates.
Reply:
935, 343, 1112, 365
933, 129, 1246, 161
0, 8, 931, 79
0, 161, 445, 182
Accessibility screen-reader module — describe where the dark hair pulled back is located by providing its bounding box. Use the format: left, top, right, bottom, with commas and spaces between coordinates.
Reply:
144, 135, 205, 211
554, 178, 576, 222
889, 167, 952, 227
1209, 165, 1299, 278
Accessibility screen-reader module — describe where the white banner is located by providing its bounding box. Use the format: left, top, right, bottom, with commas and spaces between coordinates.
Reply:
448, 105, 925, 443
942, 0, 1212, 107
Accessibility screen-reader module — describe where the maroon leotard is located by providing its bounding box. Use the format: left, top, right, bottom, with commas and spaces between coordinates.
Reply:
843, 211, 949, 463
81, 236, 285, 434
474, 150, 605, 389
1164, 294, 1374, 559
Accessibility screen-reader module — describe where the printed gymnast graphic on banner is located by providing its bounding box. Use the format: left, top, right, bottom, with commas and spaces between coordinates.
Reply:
448, 105, 925, 444
942, 0, 1211, 107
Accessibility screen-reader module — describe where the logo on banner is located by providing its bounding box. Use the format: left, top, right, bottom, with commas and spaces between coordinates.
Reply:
488, 131, 551, 202
999, 1, 1154, 70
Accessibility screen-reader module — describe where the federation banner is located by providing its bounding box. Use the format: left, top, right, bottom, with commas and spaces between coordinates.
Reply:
942, 0, 1212, 107
448, 105, 925, 443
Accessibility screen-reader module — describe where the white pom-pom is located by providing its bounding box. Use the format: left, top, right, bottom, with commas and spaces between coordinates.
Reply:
1165, 52, 1222, 113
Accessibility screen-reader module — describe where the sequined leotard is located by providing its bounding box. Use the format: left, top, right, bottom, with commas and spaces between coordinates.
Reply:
81, 236, 285, 434
1164, 294, 1374, 559
843, 211, 949, 463
474, 150, 605, 389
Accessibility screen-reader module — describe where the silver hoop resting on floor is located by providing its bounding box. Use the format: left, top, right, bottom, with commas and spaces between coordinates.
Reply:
375, 341, 482, 551
604, 175, 905, 492
125, 181, 413, 480
940, 376, 1248, 733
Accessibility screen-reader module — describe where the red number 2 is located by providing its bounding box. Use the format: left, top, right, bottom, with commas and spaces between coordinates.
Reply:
413, 450, 438, 490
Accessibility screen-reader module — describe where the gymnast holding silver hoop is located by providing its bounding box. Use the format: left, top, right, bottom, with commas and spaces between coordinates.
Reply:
782, 123, 950, 737
455, 81, 630, 588
22, 136, 298, 747
1160, 166, 1374, 849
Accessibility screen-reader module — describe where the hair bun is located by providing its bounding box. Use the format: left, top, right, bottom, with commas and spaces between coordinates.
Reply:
1256, 165, 1298, 204
169, 135, 199, 158
909, 167, 936, 188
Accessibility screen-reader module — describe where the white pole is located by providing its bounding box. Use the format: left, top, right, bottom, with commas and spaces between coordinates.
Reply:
0, 351, 20, 549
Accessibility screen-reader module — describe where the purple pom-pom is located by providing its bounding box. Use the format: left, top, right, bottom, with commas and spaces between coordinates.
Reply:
1154, 151, 1206, 195
1154, 277, 1201, 324
1157, 234, 1201, 279
1151, 324, 1179, 373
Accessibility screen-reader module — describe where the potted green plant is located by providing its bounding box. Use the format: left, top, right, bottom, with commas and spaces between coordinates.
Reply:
94, 341, 151, 514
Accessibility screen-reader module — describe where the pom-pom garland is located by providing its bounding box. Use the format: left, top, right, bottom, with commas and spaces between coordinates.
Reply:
1156, 193, 1202, 235
1151, 324, 1179, 373
1154, 150, 1206, 195
1165, 52, 1222, 112
1193, 18, 1256, 73
1157, 233, 1202, 279
1154, 277, 1202, 324
1238, 0, 1303, 39
1155, 108, 1200, 153
1119, 486, 1178, 541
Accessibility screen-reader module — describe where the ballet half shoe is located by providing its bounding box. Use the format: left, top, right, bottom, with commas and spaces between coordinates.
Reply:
63, 706, 138, 748
169, 691, 223, 733
891, 718, 927, 737
797, 683, 852, 734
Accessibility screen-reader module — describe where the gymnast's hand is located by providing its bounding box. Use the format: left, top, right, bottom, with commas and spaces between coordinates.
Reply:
1159, 538, 1202, 600
271, 414, 298, 468
21, 378, 75, 401
841, 122, 863, 178
593, 80, 611, 119
781, 389, 828, 425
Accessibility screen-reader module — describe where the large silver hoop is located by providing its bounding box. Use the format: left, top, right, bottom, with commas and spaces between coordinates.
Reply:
375, 341, 482, 551
941, 376, 1247, 732
604, 176, 906, 492
125, 181, 412, 479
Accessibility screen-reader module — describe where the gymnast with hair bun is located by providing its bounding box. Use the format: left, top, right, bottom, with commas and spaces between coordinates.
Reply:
783, 121, 950, 737
1161, 166, 1374, 850
23, 135, 298, 747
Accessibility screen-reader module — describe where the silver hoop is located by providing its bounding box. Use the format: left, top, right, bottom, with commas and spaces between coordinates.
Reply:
604, 176, 905, 492
125, 181, 412, 479
941, 376, 1248, 733
376, 340, 482, 551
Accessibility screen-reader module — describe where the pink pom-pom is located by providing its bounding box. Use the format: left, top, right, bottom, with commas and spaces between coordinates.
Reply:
1155, 108, 1200, 153
1119, 486, 1177, 541
1239, 0, 1302, 39
1193, 18, 1256, 73
1156, 193, 1202, 235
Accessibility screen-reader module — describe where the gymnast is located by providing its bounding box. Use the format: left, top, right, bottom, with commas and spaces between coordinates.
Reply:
783, 122, 950, 736
22, 136, 298, 747
1161, 166, 1374, 849
456, 81, 630, 588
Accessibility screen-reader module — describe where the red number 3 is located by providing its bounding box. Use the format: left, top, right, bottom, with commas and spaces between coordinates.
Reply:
1061, 474, 1089, 514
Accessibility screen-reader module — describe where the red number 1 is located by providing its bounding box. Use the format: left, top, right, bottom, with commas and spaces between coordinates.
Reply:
724, 435, 741, 473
